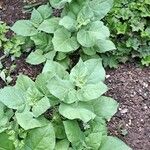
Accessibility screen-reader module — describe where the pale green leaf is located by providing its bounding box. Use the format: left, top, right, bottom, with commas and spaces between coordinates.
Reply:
52, 28, 79, 52
55, 139, 70, 150
100, 136, 132, 150
63, 120, 84, 144
47, 76, 76, 104
82, 47, 96, 56
42, 60, 68, 79
89, 0, 114, 19
30, 32, 53, 52
96, 40, 116, 53
16, 110, 48, 130
59, 102, 96, 122
77, 21, 110, 47
59, 16, 77, 31
15, 74, 35, 91
85, 132, 102, 150
38, 18, 60, 33
92, 96, 119, 121
26, 50, 46, 65
37, 4, 52, 20
11, 20, 38, 36
35, 73, 54, 97
23, 124, 55, 150
77, 82, 108, 101
70, 59, 89, 88
0, 87, 25, 110
32, 96, 51, 117
31, 8, 43, 26
84, 58, 106, 83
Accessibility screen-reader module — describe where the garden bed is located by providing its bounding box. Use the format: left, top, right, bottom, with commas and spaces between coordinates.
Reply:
0, 0, 150, 150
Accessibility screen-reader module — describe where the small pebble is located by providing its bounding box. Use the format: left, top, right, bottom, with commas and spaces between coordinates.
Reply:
120, 108, 128, 114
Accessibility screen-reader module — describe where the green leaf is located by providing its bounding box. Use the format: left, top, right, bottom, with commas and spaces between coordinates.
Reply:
85, 132, 102, 150
0, 103, 10, 133
96, 40, 116, 53
100, 136, 132, 150
11, 20, 38, 36
84, 58, 106, 83
63, 120, 84, 144
55, 139, 70, 150
26, 50, 46, 65
70, 59, 89, 88
59, 16, 77, 31
38, 18, 60, 33
30, 32, 53, 52
82, 47, 96, 56
42, 60, 68, 79
23, 124, 55, 150
77, 21, 110, 47
59, 102, 96, 122
47, 76, 76, 104
53, 123, 66, 139
56, 52, 67, 61
35, 73, 54, 97
15, 109, 48, 130
45, 51, 56, 60
89, 0, 114, 19
92, 96, 119, 121
50, 0, 72, 9
0, 87, 25, 110
32, 96, 51, 117
15, 74, 35, 91
77, 82, 108, 101
37, 4, 52, 20
0, 132, 15, 149
31, 8, 43, 26
52, 28, 79, 52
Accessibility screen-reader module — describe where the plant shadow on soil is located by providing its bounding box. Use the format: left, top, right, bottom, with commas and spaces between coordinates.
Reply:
0, 0, 150, 150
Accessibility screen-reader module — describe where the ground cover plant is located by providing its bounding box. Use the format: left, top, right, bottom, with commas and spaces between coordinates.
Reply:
103, 0, 150, 67
0, 0, 133, 149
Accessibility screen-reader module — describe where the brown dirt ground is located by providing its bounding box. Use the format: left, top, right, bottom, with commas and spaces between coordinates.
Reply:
0, 1, 150, 150
106, 62, 150, 150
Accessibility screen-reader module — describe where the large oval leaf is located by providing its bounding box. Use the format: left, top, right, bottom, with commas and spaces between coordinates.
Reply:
11, 20, 38, 36
0, 87, 25, 110
59, 102, 96, 122
77, 21, 110, 47
100, 136, 132, 150
23, 124, 55, 150
52, 28, 79, 52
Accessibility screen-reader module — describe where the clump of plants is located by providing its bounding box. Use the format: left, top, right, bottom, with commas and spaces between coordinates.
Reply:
0, 59, 131, 149
11, 0, 116, 67
0, 0, 132, 149
103, 0, 150, 67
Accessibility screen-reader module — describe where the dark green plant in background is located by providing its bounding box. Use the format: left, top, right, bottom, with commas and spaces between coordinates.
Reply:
103, 0, 150, 67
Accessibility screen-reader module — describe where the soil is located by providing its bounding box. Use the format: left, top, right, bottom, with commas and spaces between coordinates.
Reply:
0, 1, 150, 150
106, 62, 150, 150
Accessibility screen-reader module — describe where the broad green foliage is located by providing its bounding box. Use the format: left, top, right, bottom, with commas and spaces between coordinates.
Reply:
0, 0, 132, 149
11, 1, 115, 65
104, 0, 150, 67
0, 59, 131, 149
